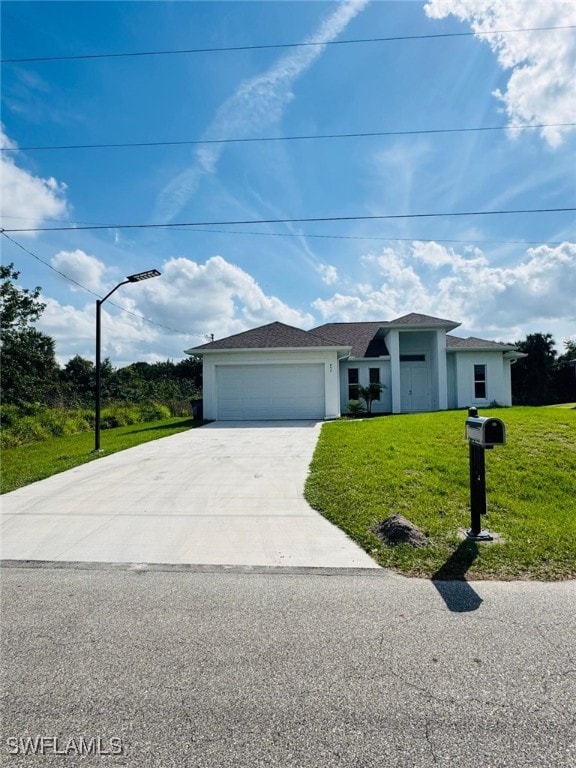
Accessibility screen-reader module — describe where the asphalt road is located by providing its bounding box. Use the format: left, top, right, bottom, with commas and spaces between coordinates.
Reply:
1, 563, 574, 768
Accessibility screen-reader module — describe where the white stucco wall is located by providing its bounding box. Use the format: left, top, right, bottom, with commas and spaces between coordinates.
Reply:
435, 332, 448, 410
387, 330, 401, 413
199, 344, 514, 420
339, 359, 392, 413
453, 352, 510, 408
201, 349, 342, 420
385, 329, 448, 412
446, 354, 457, 409
502, 358, 513, 407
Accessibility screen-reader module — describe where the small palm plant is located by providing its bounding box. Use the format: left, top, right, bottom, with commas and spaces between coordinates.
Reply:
357, 382, 386, 415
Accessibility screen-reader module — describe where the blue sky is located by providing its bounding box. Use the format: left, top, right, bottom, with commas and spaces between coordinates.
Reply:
1, 0, 575, 365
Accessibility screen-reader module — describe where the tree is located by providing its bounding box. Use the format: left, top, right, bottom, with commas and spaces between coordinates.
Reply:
59, 355, 95, 406
555, 339, 576, 404
511, 332, 576, 405
558, 339, 576, 363
0, 263, 45, 329
174, 356, 202, 396
0, 264, 59, 405
511, 332, 558, 405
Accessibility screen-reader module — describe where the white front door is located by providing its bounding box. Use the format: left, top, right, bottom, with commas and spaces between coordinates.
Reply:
400, 364, 431, 412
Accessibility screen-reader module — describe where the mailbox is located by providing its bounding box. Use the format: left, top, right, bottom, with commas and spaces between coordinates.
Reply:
465, 416, 506, 448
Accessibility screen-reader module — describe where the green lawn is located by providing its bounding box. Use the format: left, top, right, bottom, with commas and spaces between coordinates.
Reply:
305, 407, 576, 580
0, 417, 199, 494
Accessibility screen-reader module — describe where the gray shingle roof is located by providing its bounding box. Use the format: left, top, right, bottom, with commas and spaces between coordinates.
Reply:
187, 318, 518, 357
188, 321, 345, 351
446, 335, 516, 350
311, 322, 389, 357
388, 312, 459, 327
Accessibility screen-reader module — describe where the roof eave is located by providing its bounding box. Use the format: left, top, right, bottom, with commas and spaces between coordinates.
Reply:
447, 346, 519, 353
386, 321, 461, 332
347, 355, 391, 360
186, 345, 351, 355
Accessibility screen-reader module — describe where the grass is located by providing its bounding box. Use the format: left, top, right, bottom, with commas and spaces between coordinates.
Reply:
0, 416, 200, 494
305, 407, 576, 580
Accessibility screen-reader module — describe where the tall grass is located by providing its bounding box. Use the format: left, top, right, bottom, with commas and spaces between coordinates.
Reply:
0, 402, 176, 449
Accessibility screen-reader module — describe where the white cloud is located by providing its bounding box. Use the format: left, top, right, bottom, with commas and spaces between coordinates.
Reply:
38, 254, 314, 364
411, 240, 487, 269
317, 263, 339, 285
0, 127, 68, 233
34, 243, 576, 364
425, 0, 576, 147
313, 291, 396, 322
37, 296, 169, 367
51, 250, 108, 293
154, 0, 369, 222
313, 241, 576, 341
138, 256, 314, 337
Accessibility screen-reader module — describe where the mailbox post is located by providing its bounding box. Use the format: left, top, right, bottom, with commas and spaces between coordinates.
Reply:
465, 407, 506, 541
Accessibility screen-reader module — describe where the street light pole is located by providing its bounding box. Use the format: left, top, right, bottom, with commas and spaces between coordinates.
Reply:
94, 269, 161, 452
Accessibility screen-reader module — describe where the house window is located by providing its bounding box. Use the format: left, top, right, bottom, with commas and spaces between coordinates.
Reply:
474, 364, 487, 399
348, 368, 359, 400
369, 368, 381, 400
400, 354, 426, 362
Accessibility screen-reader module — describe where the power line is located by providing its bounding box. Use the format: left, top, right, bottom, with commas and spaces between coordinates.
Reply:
1, 216, 567, 247
4, 208, 575, 234
165, 227, 568, 247
1, 230, 101, 296
0, 230, 192, 336
1, 216, 565, 246
3, 122, 573, 153
2, 24, 574, 64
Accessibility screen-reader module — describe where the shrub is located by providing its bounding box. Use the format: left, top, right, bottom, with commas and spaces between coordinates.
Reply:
0, 431, 21, 449
100, 404, 140, 429
0, 406, 95, 446
78, 409, 95, 429
37, 407, 70, 437
19, 402, 45, 417
0, 404, 22, 429
64, 411, 93, 435
347, 400, 365, 416
0, 401, 176, 445
138, 402, 171, 422
164, 398, 193, 417
8, 415, 51, 445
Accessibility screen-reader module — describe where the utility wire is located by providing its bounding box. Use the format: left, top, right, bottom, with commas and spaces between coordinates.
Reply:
2, 25, 574, 64
0, 217, 565, 246
4, 208, 575, 234
1, 230, 100, 296
163, 227, 568, 247
0, 230, 192, 336
3, 122, 573, 153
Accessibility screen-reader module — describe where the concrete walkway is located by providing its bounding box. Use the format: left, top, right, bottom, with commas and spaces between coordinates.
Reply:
0, 422, 379, 569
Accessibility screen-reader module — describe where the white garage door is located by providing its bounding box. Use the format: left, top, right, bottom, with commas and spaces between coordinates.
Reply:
216, 364, 325, 420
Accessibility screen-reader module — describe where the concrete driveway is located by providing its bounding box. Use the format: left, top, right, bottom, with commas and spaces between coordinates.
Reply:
0, 422, 378, 569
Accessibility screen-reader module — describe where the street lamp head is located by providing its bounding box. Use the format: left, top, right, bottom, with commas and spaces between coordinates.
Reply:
126, 269, 161, 283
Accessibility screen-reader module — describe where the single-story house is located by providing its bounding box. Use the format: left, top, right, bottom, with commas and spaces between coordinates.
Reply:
185, 313, 524, 421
